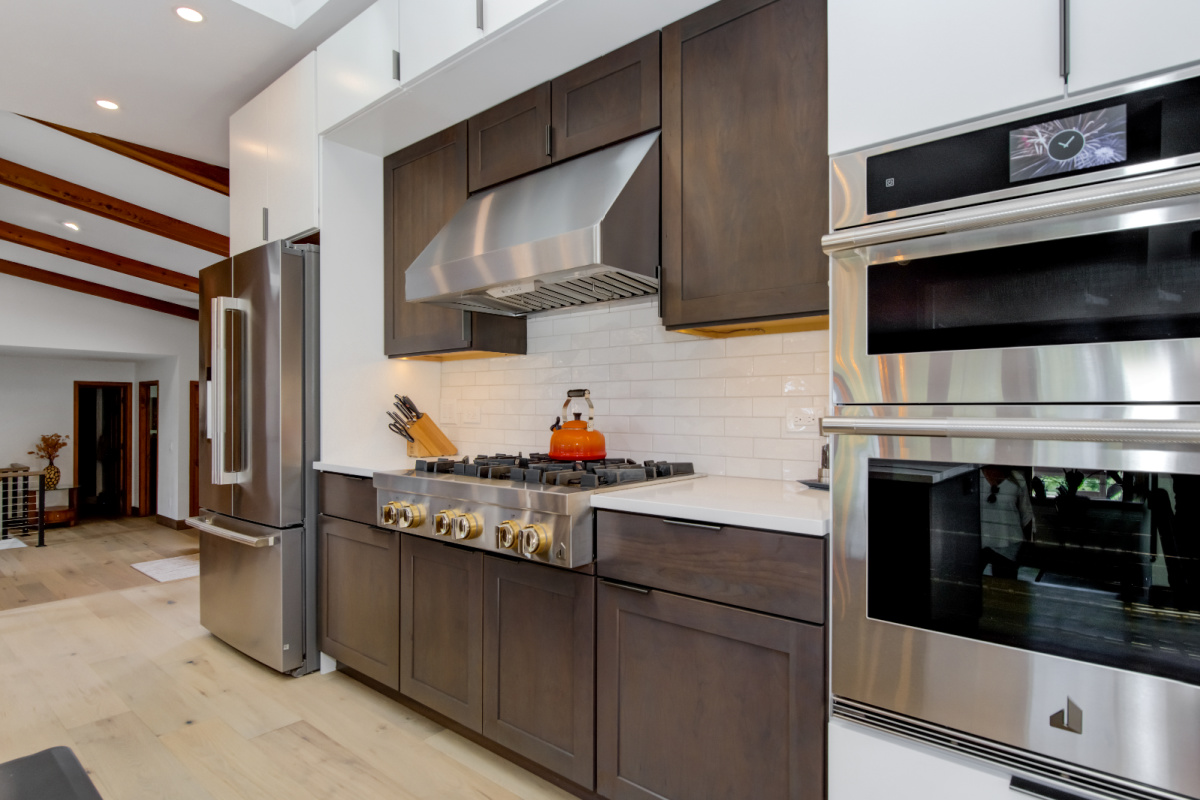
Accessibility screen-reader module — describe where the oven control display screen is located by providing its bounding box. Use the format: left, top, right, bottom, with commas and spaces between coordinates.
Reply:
1009, 104, 1128, 182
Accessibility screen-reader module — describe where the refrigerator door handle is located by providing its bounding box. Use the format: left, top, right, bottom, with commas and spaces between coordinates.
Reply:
211, 296, 250, 485
186, 515, 277, 547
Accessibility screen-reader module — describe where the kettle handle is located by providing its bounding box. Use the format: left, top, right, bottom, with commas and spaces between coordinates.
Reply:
561, 389, 595, 432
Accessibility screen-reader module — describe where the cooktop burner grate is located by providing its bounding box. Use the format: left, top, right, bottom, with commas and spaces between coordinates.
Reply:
413, 454, 695, 489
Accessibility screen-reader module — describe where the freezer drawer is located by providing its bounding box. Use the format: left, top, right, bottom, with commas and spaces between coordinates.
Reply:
191, 512, 304, 673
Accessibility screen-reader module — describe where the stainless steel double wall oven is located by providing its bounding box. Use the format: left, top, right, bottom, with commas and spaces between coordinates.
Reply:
825, 68, 1200, 800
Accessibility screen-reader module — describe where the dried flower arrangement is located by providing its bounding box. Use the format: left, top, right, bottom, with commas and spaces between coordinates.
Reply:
28, 433, 69, 467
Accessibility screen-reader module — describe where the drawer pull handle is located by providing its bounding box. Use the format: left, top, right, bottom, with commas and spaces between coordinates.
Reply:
663, 519, 722, 531
602, 580, 650, 594
1009, 777, 1089, 800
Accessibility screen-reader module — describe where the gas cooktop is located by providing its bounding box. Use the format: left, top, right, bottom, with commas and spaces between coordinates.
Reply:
412, 453, 696, 490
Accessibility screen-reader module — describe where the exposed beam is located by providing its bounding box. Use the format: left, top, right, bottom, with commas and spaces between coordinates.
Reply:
0, 221, 199, 293
0, 258, 199, 321
23, 116, 230, 196
0, 158, 229, 256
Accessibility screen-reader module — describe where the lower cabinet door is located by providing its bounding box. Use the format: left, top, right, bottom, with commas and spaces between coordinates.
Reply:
400, 534, 484, 731
483, 556, 595, 789
319, 515, 400, 689
597, 583, 826, 800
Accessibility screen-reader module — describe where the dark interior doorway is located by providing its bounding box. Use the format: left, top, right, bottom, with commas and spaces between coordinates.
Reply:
138, 381, 159, 517
74, 382, 132, 520
190, 380, 200, 517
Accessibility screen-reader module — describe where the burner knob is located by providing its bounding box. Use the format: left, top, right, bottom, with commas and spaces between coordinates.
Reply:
433, 511, 459, 536
519, 524, 550, 557
496, 520, 521, 550
394, 502, 425, 529
453, 513, 483, 540
381, 502, 399, 526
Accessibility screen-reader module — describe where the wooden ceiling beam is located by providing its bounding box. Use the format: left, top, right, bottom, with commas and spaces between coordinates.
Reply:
0, 158, 229, 257
23, 117, 230, 196
0, 221, 199, 293
0, 258, 199, 321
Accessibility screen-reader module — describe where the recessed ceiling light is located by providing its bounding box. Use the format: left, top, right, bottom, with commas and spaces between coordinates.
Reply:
176, 7, 204, 22
63, 222, 80, 231
96, 99, 119, 110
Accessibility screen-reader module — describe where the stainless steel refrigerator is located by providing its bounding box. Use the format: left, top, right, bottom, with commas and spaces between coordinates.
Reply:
189, 240, 319, 675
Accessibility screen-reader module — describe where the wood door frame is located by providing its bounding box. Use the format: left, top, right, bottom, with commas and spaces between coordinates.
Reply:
137, 380, 159, 517
189, 380, 199, 517
73, 381, 133, 517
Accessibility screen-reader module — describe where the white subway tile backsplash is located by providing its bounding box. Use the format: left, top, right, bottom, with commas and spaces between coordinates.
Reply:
727, 336, 782, 358
442, 299, 829, 476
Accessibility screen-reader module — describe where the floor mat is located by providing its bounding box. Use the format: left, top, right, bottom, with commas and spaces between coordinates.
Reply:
0, 538, 28, 550
130, 552, 199, 582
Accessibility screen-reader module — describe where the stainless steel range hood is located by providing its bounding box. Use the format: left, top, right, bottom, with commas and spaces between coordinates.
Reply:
406, 131, 660, 316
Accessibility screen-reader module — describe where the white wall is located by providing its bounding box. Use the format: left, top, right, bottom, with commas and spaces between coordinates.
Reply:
0, 275, 198, 519
441, 297, 830, 481
319, 138, 441, 471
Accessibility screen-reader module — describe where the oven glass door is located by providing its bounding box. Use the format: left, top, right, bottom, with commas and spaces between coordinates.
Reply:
830, 406, 1200, 798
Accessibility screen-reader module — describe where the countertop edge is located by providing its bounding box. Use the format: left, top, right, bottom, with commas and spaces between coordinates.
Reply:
591, 492, 830, 536
312, 462, 396, 479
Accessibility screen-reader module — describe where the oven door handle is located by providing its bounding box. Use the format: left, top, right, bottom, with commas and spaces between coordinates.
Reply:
820, 416, 1200, 444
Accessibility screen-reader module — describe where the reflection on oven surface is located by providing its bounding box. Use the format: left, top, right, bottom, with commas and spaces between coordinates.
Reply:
868, 460, 1200, 686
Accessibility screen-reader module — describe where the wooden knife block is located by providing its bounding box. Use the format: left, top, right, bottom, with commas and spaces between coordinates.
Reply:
405, 415, 458, 458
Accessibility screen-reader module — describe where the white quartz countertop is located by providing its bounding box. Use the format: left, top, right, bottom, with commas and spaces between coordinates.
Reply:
591, 475, 830, 536
313, 461, 400, 480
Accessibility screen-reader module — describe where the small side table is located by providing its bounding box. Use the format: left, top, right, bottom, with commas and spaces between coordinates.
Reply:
44, 486, 77, 528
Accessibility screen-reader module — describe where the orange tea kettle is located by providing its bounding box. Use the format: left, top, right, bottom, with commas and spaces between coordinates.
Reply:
549, 389, 606, 461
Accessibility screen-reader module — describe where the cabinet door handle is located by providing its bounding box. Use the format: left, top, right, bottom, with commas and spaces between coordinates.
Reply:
601, 580, 650, 594
476, 0, 483, 30
392, 50, 401, 81
262, 207, 269, 241
1059, 0, 1070, 80
663, 518, 722, 531
545, 124, 552, 157
1010, 776, 1090, 800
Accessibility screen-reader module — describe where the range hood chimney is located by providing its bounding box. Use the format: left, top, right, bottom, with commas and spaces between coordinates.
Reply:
405, 131, 660, 316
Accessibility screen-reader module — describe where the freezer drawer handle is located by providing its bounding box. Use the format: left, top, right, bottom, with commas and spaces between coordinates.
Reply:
186, 516, 277, 547
821, 416, 1200, 445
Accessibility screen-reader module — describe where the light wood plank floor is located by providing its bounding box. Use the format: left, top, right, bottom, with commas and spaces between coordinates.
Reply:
0, 576, 576, 800
0, 517, 199, 611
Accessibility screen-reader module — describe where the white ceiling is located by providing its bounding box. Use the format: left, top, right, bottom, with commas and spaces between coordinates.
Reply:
0, 0, 376, 166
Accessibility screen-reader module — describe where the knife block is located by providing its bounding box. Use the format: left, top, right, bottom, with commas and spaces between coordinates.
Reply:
405, 415, 458, 458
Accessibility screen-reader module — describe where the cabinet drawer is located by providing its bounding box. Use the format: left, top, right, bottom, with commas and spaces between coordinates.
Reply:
596, 509, 825, 623
318, 472, 377, 526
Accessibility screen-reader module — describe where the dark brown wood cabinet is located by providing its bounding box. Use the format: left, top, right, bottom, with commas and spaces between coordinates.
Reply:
551, 33, 661, 162
384, 123, 526, 358
661, 0, 829, 330
483, 556, 595, 789
318, 514, 401, 690
596, 583, 825, 800
468, 33, 662, 193
400, 534, 484, 731
467, 84, 552, 192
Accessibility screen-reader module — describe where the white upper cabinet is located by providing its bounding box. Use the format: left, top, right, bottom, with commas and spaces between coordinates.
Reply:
829, 720, 1015, 800
1069, 0, 1200, 94
229, 52, 318, 256
397, 0, 545, 84
828, 0, 1064, 154
316, 0, 401, 133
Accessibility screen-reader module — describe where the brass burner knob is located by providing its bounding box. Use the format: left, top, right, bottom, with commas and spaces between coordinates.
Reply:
496, 520, 521, 550
395, 502, 425, 529
433, 511, 459, 536
453, 513, 483, 540
381, 502, 400, 526
519, 524, 550, 557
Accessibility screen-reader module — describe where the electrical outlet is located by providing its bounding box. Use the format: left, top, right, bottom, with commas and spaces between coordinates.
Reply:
461, 402, 482, 425
785, 407, 818, 434
440, 400, 457, 424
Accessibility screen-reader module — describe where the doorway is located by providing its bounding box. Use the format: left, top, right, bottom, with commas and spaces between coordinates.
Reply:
74, 382, 132, 520
138, 381, 159, 517
190, 380, 199, 517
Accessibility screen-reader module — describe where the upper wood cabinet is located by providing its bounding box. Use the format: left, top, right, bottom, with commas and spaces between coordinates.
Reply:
229, 52, 318, 256
1068, 0, 1200, 94
467, 83, 552, 192
827, 0, 1062, 154
316, 0, 400, 134
660, 0, 828, 330
467, 32, 661, 191
383, 123, 526, 357
552, 33, 661, 162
